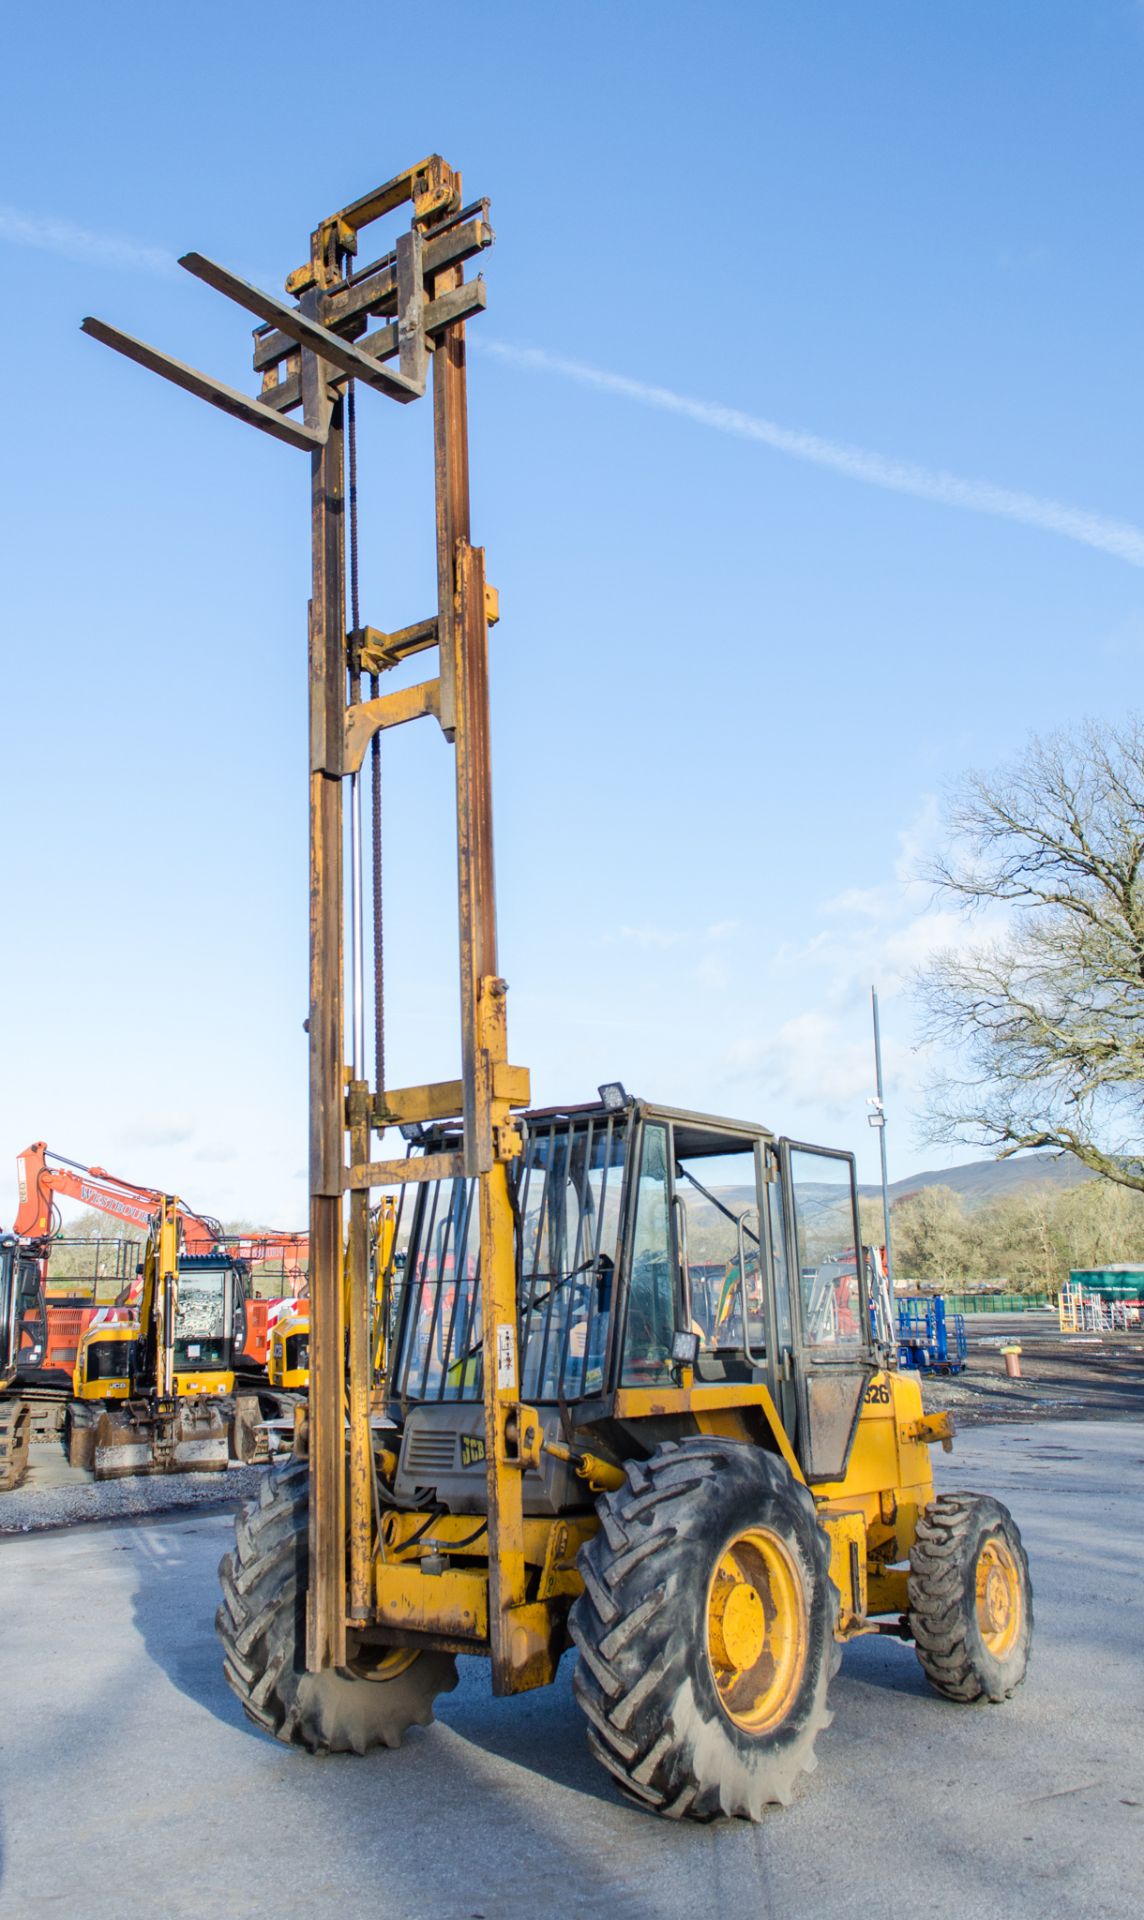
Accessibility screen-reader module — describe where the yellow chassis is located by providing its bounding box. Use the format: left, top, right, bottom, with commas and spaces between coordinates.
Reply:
353, 1370, 951, 1685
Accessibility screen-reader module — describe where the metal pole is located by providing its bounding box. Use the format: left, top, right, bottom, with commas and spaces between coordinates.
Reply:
871, 986, 894, 1289
433, 286, 530, 1690
350, 768, 366, 1077
306, 340, 347, 1674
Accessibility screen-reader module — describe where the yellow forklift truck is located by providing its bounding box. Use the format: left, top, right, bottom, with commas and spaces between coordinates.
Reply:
220, 1096, 1032, 1814
84, 157, 1032, 1819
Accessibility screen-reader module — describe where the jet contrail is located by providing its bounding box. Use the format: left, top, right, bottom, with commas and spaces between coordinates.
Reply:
0, 207, 177, 277
5, 209, 1135, 571
484, 340, 1144, 569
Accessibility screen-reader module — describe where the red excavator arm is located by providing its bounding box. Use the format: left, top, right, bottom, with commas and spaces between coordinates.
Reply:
13, 1142, 220, 1250
235, 1232, 309, 1296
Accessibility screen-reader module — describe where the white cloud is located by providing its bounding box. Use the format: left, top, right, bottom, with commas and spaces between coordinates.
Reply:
0, 206, 176, 276
718, 796, 1013, 1142
695, 956, 730, 992
802, 798, 981, 995
602, 924, 681, 950
116, 1115, 195, 1149
725, 1009, 912, 1113
486, 341, 1144, 569
192, 1140, 239, 1164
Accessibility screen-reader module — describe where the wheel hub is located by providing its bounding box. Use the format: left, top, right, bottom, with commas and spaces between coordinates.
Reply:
976, 1537, 1021, 1657
709, 1574, 767, 1673
706, 1527, 809, 1733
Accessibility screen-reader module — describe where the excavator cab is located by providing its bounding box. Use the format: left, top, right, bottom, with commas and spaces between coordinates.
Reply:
170, 1252, 248, 1392
1, 1237, 48, 1380
267, 1302, 310, 1393
75, 1247, 248, 1398
0, 1235, 47, 1489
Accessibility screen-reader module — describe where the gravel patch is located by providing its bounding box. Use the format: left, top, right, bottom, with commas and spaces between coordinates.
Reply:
918, 1313, 1144, 1427
0, 1461, 266, 1533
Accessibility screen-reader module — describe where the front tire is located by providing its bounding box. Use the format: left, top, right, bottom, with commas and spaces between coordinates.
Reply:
908, 1492, 1032, 1703
216, 1459, 458, 1753
570, 1438, 839, 1820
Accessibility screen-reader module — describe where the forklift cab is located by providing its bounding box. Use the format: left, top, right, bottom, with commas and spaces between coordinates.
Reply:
389, 1096, 880, 1504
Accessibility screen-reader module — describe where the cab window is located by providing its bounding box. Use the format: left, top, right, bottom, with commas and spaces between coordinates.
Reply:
621, 1123, 675, 1385
673, 1143, 764, 1382
788, 1148, 864, 1348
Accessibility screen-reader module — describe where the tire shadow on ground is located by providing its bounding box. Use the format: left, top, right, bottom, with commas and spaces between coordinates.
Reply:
124, 1518, 693, 1920
127, 1510, 254, 1735
435, 1646, 619, 1804
126, 1511, 622, 1806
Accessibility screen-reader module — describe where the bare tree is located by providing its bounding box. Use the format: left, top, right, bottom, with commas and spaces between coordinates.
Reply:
891, 1185, 972, 1282
917, 717, 1144, 1192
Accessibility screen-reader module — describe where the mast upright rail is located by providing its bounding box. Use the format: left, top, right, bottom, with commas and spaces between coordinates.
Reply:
83, 156, 532, 1683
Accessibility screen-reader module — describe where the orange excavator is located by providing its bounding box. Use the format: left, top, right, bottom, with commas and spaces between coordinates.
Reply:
14, 1141, 307, 1359
12, 1143, 308, 1475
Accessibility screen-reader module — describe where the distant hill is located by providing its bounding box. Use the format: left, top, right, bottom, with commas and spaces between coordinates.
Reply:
874, 1153, 1095, 1211
685, 1153, 1095, 1237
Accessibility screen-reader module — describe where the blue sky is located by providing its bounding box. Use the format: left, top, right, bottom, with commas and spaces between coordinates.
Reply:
2, 1, 1142, 1229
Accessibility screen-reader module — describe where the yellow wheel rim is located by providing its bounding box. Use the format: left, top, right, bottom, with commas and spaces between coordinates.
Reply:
975, 1537, 1022, 1659
351, 1645, 419, 1684
706, 1527, 808, 1733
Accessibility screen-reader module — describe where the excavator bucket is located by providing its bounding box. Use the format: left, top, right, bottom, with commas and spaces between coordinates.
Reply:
92, 1401, 230, 1477
171, 1400, 229, 1474
93, 1409, 159, 1480
229, 1395, 270, 1465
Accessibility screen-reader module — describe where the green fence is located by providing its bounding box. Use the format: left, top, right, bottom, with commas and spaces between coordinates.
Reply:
903, 1292, 1054, 1314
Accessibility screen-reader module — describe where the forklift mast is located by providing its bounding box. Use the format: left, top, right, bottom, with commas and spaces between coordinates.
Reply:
82, 157, 531, 1680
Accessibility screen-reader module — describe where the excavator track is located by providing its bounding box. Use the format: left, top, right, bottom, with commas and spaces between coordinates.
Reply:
0, 1397, 32, 1492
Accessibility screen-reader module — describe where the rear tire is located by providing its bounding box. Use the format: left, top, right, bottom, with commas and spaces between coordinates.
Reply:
0, 1398, 31, 1491
908, 1492, 1032, 1703
216, 1459, 458, 1753
570, 1438, 839, 1820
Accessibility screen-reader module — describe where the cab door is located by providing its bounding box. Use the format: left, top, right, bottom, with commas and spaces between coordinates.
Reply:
15, 1256, 48, 1370
778, 1140, 875, 1483
616, 1114, 774, 1395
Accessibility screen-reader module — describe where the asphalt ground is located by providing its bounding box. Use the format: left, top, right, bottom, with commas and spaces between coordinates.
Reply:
1, 1418, 1140, 1920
